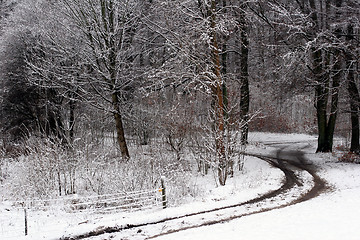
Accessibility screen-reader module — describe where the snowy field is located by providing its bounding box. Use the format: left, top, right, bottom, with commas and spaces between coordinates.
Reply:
1, 132, 359, 240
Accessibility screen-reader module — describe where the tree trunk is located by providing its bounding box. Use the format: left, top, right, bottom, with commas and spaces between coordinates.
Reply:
315, 58, 340, 153
312, 0, 341, 153
106, 0, 130, 159
221, 36, 229, 123
112, 93, 130, 159
210, 0, 227, 186
309, 0, 328, 153
69, 98, 75, 145
313, 47, 332, 152
346, 24, 360, 153
348, 74, 360, 153
325, 48, 341, 151
239, 4, 250, 145
321, 0, 341, 152
221, 0, 229, 123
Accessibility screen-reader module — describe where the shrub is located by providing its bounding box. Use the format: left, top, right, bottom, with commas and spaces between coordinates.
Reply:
249, 112, 292, 133
0, 136, 193, 206
338, 151, 360, 164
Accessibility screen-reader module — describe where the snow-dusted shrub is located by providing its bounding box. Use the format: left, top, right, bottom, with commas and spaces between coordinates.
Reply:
1, 134, 258, 210
338, 152, 360, 164
0, 145, 4, 183
333, 144, 360, 164
0, 137, 77, 200
135, 146, 193, 205
76, 144, 192, 205
0, 157, 8, 184
0, 135, 194, 206
189, 117, 246, 186
250, 111, 292, 133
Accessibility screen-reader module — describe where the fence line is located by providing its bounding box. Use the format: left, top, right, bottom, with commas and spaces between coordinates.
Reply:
0, 178, 167, 239
7, 189, 164, 212
10, 188, 160, 206
8, 189, 161, 211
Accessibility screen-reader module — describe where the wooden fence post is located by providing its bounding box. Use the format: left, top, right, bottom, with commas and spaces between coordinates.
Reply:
24, 207, 28, 236
160, 176, 167, 209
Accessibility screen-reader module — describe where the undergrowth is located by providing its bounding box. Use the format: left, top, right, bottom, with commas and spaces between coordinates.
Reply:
334, 145, 360, 164
0, 136, 195, 206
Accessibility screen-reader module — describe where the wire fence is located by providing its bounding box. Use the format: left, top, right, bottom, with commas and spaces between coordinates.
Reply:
0, 181, 167, 239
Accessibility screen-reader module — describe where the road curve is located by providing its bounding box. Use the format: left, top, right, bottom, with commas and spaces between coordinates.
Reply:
61, 147, 327, 240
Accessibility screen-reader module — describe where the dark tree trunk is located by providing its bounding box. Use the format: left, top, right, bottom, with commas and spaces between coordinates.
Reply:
315, 59, 340, 153
221, 0, 229, 123
239, 3, 249, 145
346, 24, 360, 153
112, 93, 130, 159
314, 51, 330, 152
68, 98, 75, 147
106, 0, 130, 159
325, 49, 341, 151
309, 0, 329, 153
312, 0, 341, 153
348, 75, 360, 153
313, 49, 336, 153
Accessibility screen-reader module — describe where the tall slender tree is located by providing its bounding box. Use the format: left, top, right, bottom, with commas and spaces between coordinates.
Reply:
239, 1, 250, 144
209, 0, 227, 185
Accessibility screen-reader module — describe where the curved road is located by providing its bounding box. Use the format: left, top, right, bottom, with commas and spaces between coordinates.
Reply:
61, 145, 327, 240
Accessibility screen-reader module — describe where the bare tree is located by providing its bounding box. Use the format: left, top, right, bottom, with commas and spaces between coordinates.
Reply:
238, 1, 250, 144
59, 0, 144, 159
141, 0, 251, 185
248, 0, 360, 152
0, 1, 69, 143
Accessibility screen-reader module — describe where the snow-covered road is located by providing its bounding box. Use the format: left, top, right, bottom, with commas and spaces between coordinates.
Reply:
156, 167, 360, 240
70, 133, 357, 240
155, 134, 360, 240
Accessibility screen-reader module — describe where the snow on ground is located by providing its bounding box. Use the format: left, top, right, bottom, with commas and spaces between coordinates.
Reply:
158, 187, 360, 240
156, 133, 360, 240
0, 133, 285, 240
1, 132, 359, 240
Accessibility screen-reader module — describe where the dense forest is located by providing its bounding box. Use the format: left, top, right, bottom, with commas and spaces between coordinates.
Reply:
0, 0, 359, 200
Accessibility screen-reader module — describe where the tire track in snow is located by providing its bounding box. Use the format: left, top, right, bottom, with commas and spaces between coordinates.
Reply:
61, 147, 327, 240
147, 150, 327, 239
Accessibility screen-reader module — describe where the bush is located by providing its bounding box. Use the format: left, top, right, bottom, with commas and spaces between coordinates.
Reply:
0, 136, 193, 206
338, 151, 360, 164
249, 112, 292, 133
